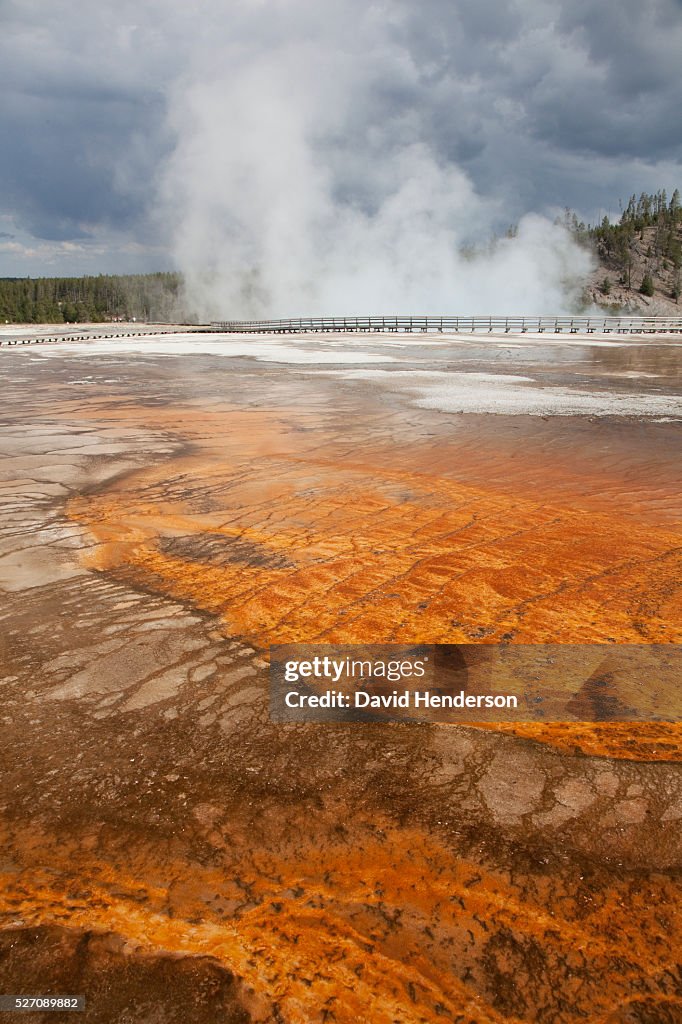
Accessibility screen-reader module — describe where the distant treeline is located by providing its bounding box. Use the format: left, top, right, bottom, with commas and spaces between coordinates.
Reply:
564, 188, 682, 298
0, 272, 184, 323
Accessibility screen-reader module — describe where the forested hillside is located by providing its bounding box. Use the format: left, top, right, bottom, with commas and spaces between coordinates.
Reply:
567, 189, 682, 313
0, 272, 183, 323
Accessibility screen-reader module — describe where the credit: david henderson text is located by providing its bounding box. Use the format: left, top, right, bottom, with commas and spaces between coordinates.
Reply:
283, 689, 519, 709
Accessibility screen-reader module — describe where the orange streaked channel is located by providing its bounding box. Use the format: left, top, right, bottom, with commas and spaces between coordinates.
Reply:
2, 376, 679, 1024
65, 400, 682, 759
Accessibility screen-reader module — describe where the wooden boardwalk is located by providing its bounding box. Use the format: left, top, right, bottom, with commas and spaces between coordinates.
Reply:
0, 327, 196, 347
4, 316, 682, 348
212, 314, 682, 334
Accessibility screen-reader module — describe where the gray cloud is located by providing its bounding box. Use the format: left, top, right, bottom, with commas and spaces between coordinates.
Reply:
0, 0, 679, 297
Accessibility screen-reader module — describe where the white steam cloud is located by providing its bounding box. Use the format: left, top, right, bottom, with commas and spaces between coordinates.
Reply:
159, 1, 593, 319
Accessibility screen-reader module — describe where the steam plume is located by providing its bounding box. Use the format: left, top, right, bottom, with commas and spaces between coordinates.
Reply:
159, 1, 593, 319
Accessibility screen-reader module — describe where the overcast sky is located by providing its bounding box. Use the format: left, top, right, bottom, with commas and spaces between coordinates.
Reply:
1, 0, 681, 281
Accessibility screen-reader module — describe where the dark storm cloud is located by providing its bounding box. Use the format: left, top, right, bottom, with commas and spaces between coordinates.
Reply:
1, 89, 166, 240
0, 1, 181, 269
0, 0, 680, 276
388, 0, 682, 204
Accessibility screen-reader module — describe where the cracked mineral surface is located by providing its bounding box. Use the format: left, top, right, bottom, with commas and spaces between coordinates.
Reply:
0, 330, 680, 1023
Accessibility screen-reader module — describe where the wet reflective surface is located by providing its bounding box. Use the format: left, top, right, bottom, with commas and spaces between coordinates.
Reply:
0, 332, 681, 1022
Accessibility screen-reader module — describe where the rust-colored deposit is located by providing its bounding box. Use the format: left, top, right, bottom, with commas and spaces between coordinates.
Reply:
66, 399, 682, 760
0, 336, 680, 1023
67, 402, 681, 648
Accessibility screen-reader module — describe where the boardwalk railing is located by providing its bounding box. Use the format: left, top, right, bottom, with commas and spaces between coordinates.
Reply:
0, 327, 196, 347
211, 314, 682, 334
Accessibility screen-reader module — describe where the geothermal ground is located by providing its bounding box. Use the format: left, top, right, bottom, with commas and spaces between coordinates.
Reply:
0, 325, 681, 1023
